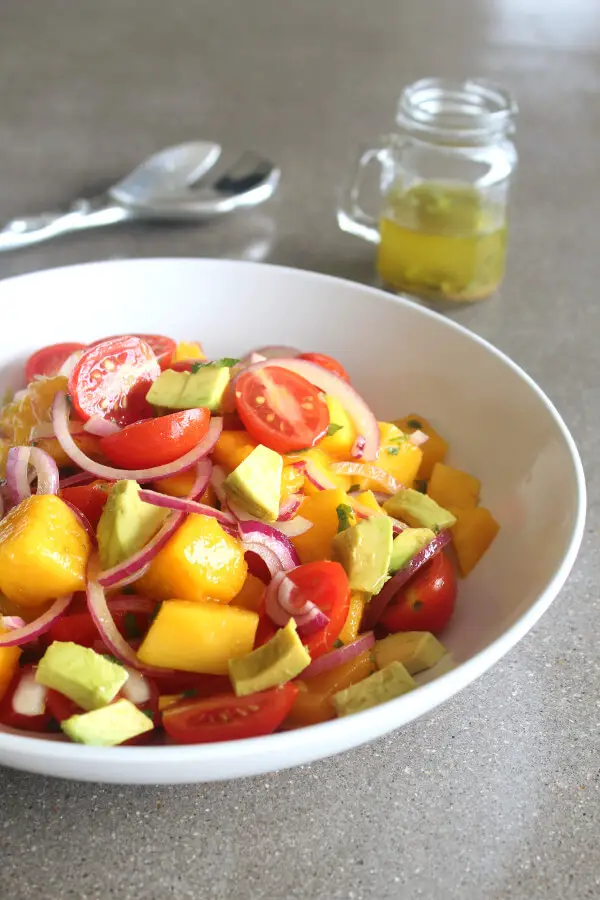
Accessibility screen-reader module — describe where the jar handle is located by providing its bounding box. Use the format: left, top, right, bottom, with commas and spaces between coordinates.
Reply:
337, 141, 392, 245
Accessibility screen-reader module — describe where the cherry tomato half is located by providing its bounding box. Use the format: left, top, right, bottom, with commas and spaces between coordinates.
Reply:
298, 352, 350, 382
45, 689, 81, 723
255, 561, 351, 659
25, 342, 86, 382
90, 334, 176, 368
162, 683, 298, 744
99, 408, 210, 469
380, 552, 457, 635
69, 336, 160, 426
59, 480, 110, 528
0, 665, 51, 733
235, 366, 329, 453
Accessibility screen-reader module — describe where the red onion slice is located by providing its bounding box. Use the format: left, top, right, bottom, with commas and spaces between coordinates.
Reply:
271, 516, 312, 537
1, 616, 26, 630
6, 446, 60, 505
303, 459, 339, 492
59, 471, 96, 489
83, 415, 122, 437
295, 605, 329, 638
97, 511, 184, 588
87, 556, 176, 677
277, 493, 303, 521
139, 489, 236, 530
0, 594, 73, 647
331, 462, 400, 495
264, 571, 329, 636
107, 563, 151, 590
235, 358, 380, 460
238, 519, 300, 571
186, 459, 213, 499
244, 543, 286, 578
302, 631, 375, 679
363, 530, 451, 630
53, 392, 222, 481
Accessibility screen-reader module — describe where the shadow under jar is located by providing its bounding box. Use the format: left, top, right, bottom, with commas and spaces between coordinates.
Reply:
338, 78, 518, 304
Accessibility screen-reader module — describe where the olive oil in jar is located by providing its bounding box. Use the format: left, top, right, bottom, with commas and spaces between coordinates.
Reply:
377, 182, 507, 302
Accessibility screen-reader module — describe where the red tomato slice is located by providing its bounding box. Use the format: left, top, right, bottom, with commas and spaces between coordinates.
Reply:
162, 684, 298, 744
380, 552, 457, 635
45, 689, 82, 722
298, 352, 350, 382
0, 665, 51, 732
25, 342, 86, 382
90, 334, 176, 368
69, 336, 160, 426
235, 366, 329, 453
254, 561, 350, 659
99, 408, 210, 469
152, 672, 231, 697
59, 480, 110, 528
45, 611, 100, 648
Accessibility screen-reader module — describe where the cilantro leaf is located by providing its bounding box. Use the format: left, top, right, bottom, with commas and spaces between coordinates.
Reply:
191, 357, 239, 373
414, 479, 428, 494
336, 503, 354, 533
123, 612, 142, 639
326, 423, 343, 437
333, 639, 344, 649
386, 446, 400, 456
407, 418, 423, 430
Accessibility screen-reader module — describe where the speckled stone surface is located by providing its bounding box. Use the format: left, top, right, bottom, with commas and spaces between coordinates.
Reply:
1, 0, 598, 897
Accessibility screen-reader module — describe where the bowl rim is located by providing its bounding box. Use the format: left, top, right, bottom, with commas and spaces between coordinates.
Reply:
0, 258, 587, 769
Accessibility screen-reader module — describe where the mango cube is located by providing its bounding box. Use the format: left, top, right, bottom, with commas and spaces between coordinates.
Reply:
450, 506, 500, 576
427, 463, 480, 510
291, 488, 357, 564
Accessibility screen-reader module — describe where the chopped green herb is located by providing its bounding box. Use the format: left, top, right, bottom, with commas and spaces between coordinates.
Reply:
386, 446, 400, 456
412, 600, 423, 610
141, 709, 154, 720
182, 688, 197, 698
191, 357, 239, 373
333, 639, 344, 649
326, 423, 343, 437
123, 612, 142, 639
414, 479, 428, 494
348, 483, 361, 493
120, 585, 136, 595
101, 654, 125, 668
407, 419, 423, 430
389, 434, 407, 443
336, 503, 354, 533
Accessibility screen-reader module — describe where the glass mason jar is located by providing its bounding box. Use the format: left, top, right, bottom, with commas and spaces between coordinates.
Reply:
338, 78, 518, 303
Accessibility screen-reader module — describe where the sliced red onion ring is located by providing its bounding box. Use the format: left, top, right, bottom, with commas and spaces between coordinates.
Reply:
59, 471, 96, 489
351, 436, 366, 459
236, 358, 380, 460
97, 511, 184, 588
210, 465, 228, 505
278, 493, 303, 521
295, 605, 330, 638
106, 596, 158, 616
272, 516, 312, 537
264, 571, 330, 637
186, 459, 213, 499
87, 557, 176, 677
331, 462, 400, 495
363, 530, 451, 630
302, 631, 375, 679
238, 519, 301, 571
244, 543, 286, 578
6, 446, 60, 505
139, 489, 236, 530
1, 616, 26, 630
83, 415, 122, 437
409, 429, 429, 447
303, 459, 339, 492
52, 392, 222, 481
106, 563, 151, 590
0, 594, 72, 647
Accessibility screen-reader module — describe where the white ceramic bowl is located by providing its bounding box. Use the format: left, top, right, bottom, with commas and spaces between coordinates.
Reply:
0, 259, 586, 783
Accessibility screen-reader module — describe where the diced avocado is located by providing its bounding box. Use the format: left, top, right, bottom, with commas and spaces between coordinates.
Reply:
383, 488, 456, 532
332, 661, 416, 717
224, 444, 283, 522
374, 631, 447, 675
36, 641, 129, 711
146, 366, 230, 412
389, 527, 436, 573
331, 515, 392, 594
228, 618, 311, 696
61, 698, 154, 746
97, 479, 167, 570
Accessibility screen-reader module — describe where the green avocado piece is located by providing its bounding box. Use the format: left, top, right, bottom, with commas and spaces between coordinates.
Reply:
97, 479, 167, 570
61, 698, 154, 746
146, 366, 230, 412
374, 631, 447, 675
332, 661, 416, 717
36, 641, 129, 711
224, 444, 283, 522
228, 619, 311, 696
383, 488, 456, 532
389, 527, 436, 573
331, 515, 392, 594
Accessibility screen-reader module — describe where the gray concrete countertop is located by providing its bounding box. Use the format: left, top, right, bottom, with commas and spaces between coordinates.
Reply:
1, 1, 598, 897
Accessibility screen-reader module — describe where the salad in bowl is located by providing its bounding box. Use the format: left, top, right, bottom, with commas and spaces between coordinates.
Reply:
0, 333, 499, 747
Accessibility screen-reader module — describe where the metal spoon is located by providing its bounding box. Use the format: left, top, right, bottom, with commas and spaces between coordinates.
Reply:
0, 142, 281, 252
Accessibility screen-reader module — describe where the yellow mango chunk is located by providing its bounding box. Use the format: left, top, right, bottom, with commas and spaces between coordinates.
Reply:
0, 495, 90, 608
0, 375, 68, 445
285, 650, 375, 728
281, 464, 304, 499
136, 514, 247, 604
347, 423, 423, 492
172, 341, 206, 362
427, 463, 480, 510
212, 430, 257, 473
318, 395, 356, 459
290, 448, 348, 497
137, 599, 258, 675
34, 434, 104, 470
450, 506, 500, 576
338, 592, 367, 644
0, 439, 10, 479
395, 413, 449, 480
291, 488, 357, 564
0, 627, 21, 702
231, 573, 265, 612
355, 491, 384, 514
151, 470, 216, 507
